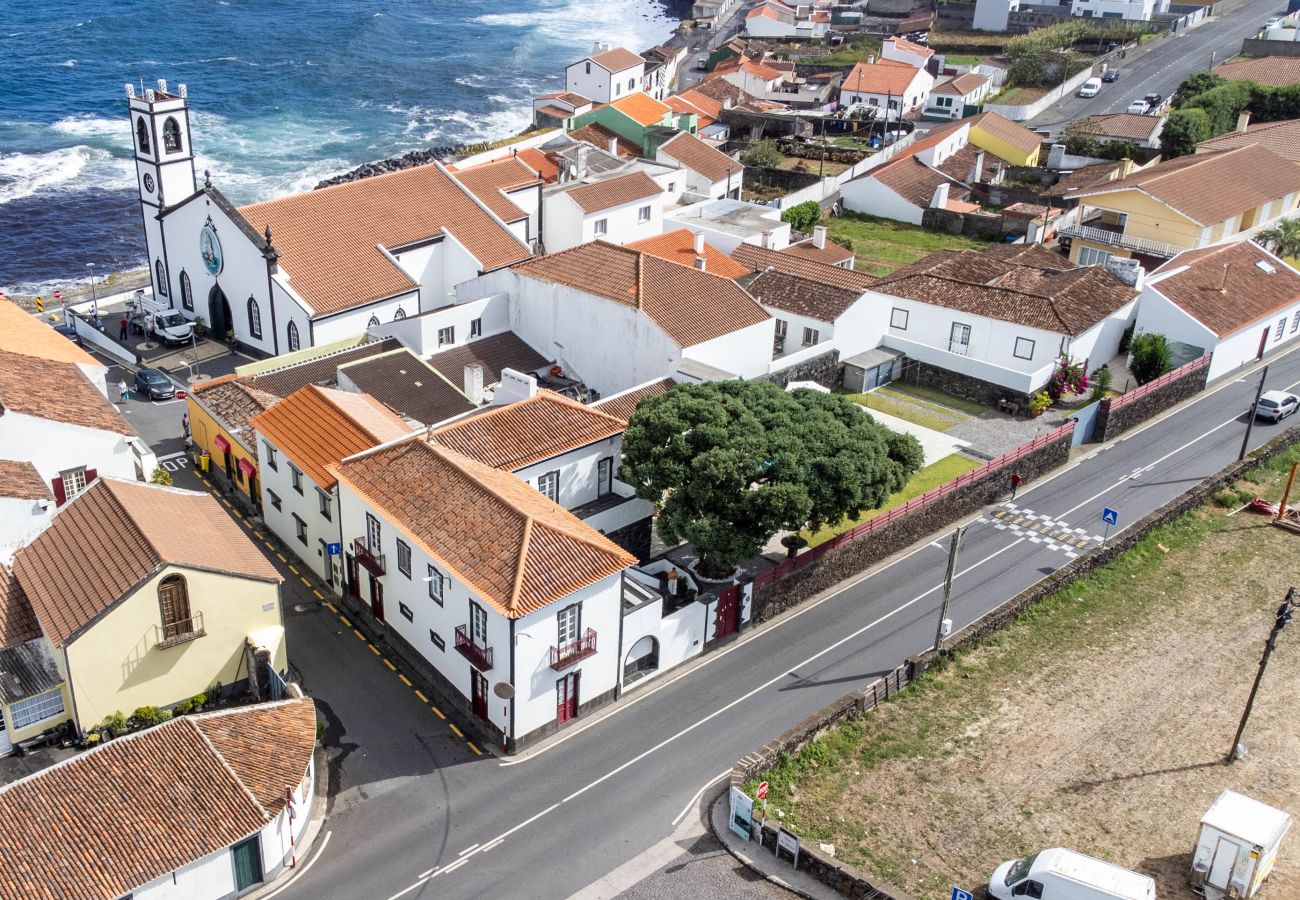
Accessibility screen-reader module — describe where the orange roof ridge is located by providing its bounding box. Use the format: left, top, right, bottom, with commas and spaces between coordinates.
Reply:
183, 716, 271, 820
311, 385, 407, 444
511, 518, 534, 609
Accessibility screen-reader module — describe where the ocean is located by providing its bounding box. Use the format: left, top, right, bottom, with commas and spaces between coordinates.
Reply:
0, 0, 678, 294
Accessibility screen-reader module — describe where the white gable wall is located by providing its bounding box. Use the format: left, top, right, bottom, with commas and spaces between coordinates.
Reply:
681, 317, 775, 380
841, 176, 924, 225
566, 61, 645, 105
0, 413, 141, 494
255, 438, 342, 591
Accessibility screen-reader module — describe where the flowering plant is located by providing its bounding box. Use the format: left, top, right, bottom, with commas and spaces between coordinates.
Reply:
1047, 353, 1088, 402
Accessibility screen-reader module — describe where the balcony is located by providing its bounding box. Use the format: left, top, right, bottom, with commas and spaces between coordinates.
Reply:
1059, 221, 1184, 259
352, 538, 386, 576
454, 624, 494, 671
550, 629, 598, 670
153, 610, 205, 649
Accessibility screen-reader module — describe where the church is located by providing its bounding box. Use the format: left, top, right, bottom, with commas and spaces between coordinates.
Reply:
129, 81, 534, 356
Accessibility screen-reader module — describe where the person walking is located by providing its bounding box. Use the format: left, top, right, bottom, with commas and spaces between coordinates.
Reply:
119, 315, 128, 341
118, 378, 129, 404
1010, 472, 1022, 500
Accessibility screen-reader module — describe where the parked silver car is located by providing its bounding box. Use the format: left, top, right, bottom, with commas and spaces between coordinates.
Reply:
1255, 390, 1299, 422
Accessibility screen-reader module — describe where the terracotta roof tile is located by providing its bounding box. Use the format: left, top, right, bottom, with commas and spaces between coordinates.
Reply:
886, 35, 934, 59
238, 164, 531, 317
744, 268, 863, 323
567, 123, 643, 158
966, 111, 1043, 156
714, 56, 784, 82
0, 565, 40, 648
935, 142, 1005, 183
514, 242, 770, 347
731, 243, 875, 291
451, 156, 541, 223
1213, 56, 1300, 86
781, 238, 855, 266
691, 77, 750, 108
591, 378, 676, 420
1148, 240, 1300, 338
562, 171, 662, 213
665, 95, 716, 127
0, 300, 100, 368
871, 247, 1135, 335
242, 338, 403, 397
426, 331, 550, 388
250, 385, 410, 490
191, 375, 280, 452
335, 350, 476, 428
1041, 161, 1126, 198
657, 132, 743, 183
537, 90, 593, 106
590, 47, 645, 73
0, 350, 135, 436
626, 228, 749, 278
0, 699, 315, 900
0, 458, 51, 502
608, 93, 673, 127
1196, 118, 1300, 163
871, 156, 969, 209
432, 390, 626, 470
516, 147, 561, 182
13, 479, 280, 648
1068, 113, 1162, 142
1065, 145, 1300, 226
933, 72, 988, 96
842, 58, 925, 96
677, 89, 723, 120
337, 440, 634, 617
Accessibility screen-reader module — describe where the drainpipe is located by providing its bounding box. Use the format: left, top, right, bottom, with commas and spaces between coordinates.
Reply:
615, 573, 627, 700
507, 618, 516, 753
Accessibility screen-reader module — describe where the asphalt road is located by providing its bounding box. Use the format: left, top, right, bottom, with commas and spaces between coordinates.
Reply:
1028, 0, 1284, 132
213, 339, 1294, 900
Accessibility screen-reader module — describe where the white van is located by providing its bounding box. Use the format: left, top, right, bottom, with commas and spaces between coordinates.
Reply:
989, 848, 1156, 900
132, 294, 194, 346
1077, 78, 1102, 98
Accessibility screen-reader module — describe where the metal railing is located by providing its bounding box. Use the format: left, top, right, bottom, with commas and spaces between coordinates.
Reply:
1059, 222, 1184, 259
550, 629, 598, 670
352, 537, 386, 576
153, 610, 206, 648
454, 625, 494, 671
1103, 353, 1212, 413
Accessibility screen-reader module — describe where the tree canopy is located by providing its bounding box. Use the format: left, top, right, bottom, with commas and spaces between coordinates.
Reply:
781, 200, 822, 233
620, 381, 923, 575
1164, 73, 1300, 157
1129, 332, 1171, 385
1257, 217, 1300, 260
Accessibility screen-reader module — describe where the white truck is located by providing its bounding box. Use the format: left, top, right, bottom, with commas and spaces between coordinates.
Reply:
1191, 790, 1291, 899
131, 295, 194, 346
989, 848, 1156, 900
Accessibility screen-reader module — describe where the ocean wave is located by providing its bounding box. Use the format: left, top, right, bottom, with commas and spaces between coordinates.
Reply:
455, 74, 488, 88
51, 115, 124, 138
59, 59, 76, 67
0, 146, 134, 205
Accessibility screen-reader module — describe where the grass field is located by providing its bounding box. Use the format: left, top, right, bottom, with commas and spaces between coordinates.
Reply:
752, 442, 1300, 898
882, 383, 987, 417
826, 212, 993, 277
839, 389, 958, 432
803, 453, 981, 547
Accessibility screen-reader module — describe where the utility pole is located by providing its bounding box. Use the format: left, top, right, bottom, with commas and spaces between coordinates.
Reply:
1228, 587, 1296, 763
933, 525, 967, 652
1239, 365, 1269, 461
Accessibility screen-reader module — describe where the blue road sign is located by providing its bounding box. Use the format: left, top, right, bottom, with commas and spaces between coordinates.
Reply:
952, 889, 974, 900
326, 542, 342, 556
1101, 507, 1119, 526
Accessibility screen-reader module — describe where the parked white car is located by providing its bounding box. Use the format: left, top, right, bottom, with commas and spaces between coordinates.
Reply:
1126, 99, 1151, 114
1078, 77, 1102, 98
989, 848, 1156, 900
1255, 390, 1299, 423
1265, 16, 1284, 29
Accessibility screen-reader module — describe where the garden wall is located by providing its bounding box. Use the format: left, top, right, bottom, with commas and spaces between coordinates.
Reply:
902, 357, 1034, 409
1094, 353, 1211, 442
763, 348, 841, 389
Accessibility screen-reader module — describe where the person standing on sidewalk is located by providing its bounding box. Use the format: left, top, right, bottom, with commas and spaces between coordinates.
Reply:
119, 315, 128, 341
118, 378, 129, 404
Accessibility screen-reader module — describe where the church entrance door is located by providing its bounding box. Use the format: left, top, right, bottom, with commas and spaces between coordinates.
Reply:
208, 285, 232, 340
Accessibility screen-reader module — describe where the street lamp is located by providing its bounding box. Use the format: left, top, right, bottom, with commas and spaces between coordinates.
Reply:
86, 262, 99, 326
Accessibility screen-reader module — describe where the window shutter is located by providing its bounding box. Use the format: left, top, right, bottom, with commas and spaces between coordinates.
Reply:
85, 468, 98, 486
52, 477, 66, 507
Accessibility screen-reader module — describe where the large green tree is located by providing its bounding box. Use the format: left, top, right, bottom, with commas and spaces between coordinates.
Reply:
621, 381, 923, 576
1160, 108, 1212, 159
1257, 217, 1300, 260
1129, 332, 1172, 385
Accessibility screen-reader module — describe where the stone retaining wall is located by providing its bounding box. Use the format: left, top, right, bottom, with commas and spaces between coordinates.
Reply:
1095, 358, 1211, 442
901, 358, 1033, 410
763, 348, 841, 389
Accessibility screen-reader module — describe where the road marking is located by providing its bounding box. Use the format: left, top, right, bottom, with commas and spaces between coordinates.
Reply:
480, 837, 501, 852
288, 564, 299, 575
264, 541, 276, 551
441, 857, 470, 875
458, 844, 480, 857
431, 706, 446, 719
467, 741, 483, 756
254, 530, 264, 539
339, 616, 351, 627
353, 629, 365, 640
449, 722, 464, 738
419, 866, 440, 879
324, 602, 337, 613
414, 690, 428, 703
276, 553, 287, 563
312, 589, 324, 600
157, 451, 186, 461
300, 576, 312, 588
369, 644, 381, 655
221, 497, 232, 508
383, 658, 396, 671
399, 674, 413, 687
672, 769, 730, 827
260, 831, 331, 899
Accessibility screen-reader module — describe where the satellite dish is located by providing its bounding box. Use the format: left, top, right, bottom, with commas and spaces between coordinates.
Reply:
493, 682, 515, 700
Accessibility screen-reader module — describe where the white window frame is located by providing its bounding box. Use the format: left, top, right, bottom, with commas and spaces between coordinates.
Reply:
470, 317, 483, 338
1014, 337, 1036, 360
593, 218, 608, 236
1276, 318, 1287, 341
317, 488, 332, 521
397, 539, 412, 578
1077, 245, 1113, 267
890, 308, 908, 330
427, 564, 444, 604
438, 326, 455, 347
9, 689, 65, 729
802, 327, 819, 347
558, 603, 582, 645
61, 467, 88, 500
263, 441, 278, 471
638, 205, 652, 223
774, 318, 788, 338
399, 602, 414, 622
538, 470, 560, 503
1291, 310, 1300, 333
470, 601, 489, 646
365, 513, 381, 553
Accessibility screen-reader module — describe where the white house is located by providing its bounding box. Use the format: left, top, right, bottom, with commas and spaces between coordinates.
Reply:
334, 431, 636, 750
0, 698, 317, 900
881, 35, 935, 69
744, 1, 832, 38
459, 241, 774, 396
532, 90, 595, 129
0, 350, 155, 503
1135, 240, 1300, 382
542, 171, 665, 252
710, 56, 790, 97
840, 58, 934, 120
664, 197, 791, 254
841, 120, 976, 225
655, 131, 744, 201
0, 461, 53, 556
128, 81, 531, 357
251, 384, 413, 592
867, 244, 1139, 401
448, 155, 543, 248
973, 0, 1020, 31
1071, 0, 1167, 20
925, 73, 993, 120
565, 43, 646, 105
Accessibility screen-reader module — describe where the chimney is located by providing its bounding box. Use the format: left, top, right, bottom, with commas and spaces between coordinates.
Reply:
576, 145, 589, 177
812, 225, 827, 249
723, 96, 734, 110
693, 230, 706, 254
608, 136, 619, 156
493, 368, 539, 406
931, 182, 950, 209
592, 40, 605, 55
463, 364, 485, 405
760, 230, 772, 249
971, 149, 986, 183
867, 54, 876, 65
157, 78, 167, 93
1236, 110, 1252, 133
694, 255, 707, 271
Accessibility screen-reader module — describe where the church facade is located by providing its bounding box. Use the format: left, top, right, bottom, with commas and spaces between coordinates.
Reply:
129, 81, 534, 357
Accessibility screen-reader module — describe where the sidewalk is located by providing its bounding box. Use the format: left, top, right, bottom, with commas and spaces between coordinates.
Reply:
708, 791, 843, 900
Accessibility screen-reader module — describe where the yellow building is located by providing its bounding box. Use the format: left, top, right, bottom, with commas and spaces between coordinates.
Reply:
967, 111, 1043, 167
12, 478, 284, 732
1061, 144, 1300, 269
187, 374, 279, 511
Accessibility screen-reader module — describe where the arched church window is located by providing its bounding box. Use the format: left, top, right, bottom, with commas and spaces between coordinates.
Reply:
162, 117, 182, 154
393, 308, 406, 320
247, 297, 263, 340
367, 315, 380, 328
287, 321, 300, 352
154, 260, 168, 296
180, 271, 193, 311
136, 117, 150, 154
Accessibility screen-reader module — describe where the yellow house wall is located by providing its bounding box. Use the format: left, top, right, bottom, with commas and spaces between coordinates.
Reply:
970, 125, 1040, 167
1067, 236, 1132, 264
1081, 189, 1203, 248
64, 565, 284, 728
3, 684, 72, 745
186, 394, 259, 504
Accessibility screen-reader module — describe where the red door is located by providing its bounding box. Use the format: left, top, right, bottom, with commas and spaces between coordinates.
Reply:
1259, 327, 1270, 360
369, 575, 384, 623
471, 670, 489, 722
346, 555, 360, 598
713, 585, 740, 640
556, 672, 579, 724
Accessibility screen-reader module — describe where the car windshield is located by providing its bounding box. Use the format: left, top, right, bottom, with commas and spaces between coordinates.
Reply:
142, 372, 167, 384
156, 312, 186, 328
1259, 399, 1279, 409
1006, 854, 1038, 885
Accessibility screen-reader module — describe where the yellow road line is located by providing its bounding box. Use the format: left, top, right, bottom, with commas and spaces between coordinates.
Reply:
339, 616, 352, 627
275, 553, 287, 563
399, 674, 413, 687
253, 531, 264, 539
448, 723, 463, 738
233, 510, 244, 520
368, 644, 380, 655
353, 629, 365, 640
466, 742, 482, 756
221, 497, 232, 508
431, 706, 446, 720
383, 659, 396, 671
264, 541, 276, 551
299, 576, 312, 588
324, 602, 338, 613
288, 564, 299, 575
312, 590, 325, 600
414, 690, 428, 703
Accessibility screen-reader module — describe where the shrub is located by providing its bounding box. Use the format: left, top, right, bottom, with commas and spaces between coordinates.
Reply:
101, 711, 128, 737
1129, 332, 1172, 385
150, 466, 173, 486
173, 699, 193, 715
1088, 363, 1113, 402
1029, 390, 1051, 414
1047, 353, 1088, 402
781, 200, 822, 233
130, 706, 164, 729
740, 139, 783, 169
1212, 490, 1239, 508
191, 692, 208, 708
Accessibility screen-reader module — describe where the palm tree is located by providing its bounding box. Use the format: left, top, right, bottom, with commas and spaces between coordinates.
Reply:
1256, 217, 1300, 261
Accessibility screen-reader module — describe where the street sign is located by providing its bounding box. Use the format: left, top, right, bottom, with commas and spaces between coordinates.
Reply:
326, 542, 342, 556
53, 289, 62, 301
952, 889, 974, 900
729, 787, 754, 842
775, 828, 800, 867
1101, 507, 1119, 526
756, 781, 769, 800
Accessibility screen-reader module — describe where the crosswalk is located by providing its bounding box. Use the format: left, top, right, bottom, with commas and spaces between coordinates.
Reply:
977, 502, 1106, 559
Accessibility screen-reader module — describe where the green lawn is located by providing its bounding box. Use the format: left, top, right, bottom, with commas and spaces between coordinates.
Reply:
881, 383, 986, 417
838, 390, 958, 432
803, 454, 982, 547
826, 212, 993, 277
941, 53, 984, 66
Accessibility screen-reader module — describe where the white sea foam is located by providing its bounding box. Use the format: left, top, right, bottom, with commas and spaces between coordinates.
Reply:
51, 115, 125, 139
455, 74, 488, 88
59, 59, 75, 67
0, 146, 132, 204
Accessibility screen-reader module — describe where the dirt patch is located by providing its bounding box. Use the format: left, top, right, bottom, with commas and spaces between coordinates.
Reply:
757, 451, 1300, 899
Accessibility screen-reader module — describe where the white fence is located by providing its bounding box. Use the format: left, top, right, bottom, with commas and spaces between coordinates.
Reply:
71, 313, 136, 366
986, 65, 1098, 122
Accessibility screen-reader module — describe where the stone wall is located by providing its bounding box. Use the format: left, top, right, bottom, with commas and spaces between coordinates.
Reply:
902, 358, 1034, 410
922, 207, 1008, 241
763, 348, 841, 389
751, 429, 1070, 623
605, 517, 654, 563
1094, 357, 1211, 442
